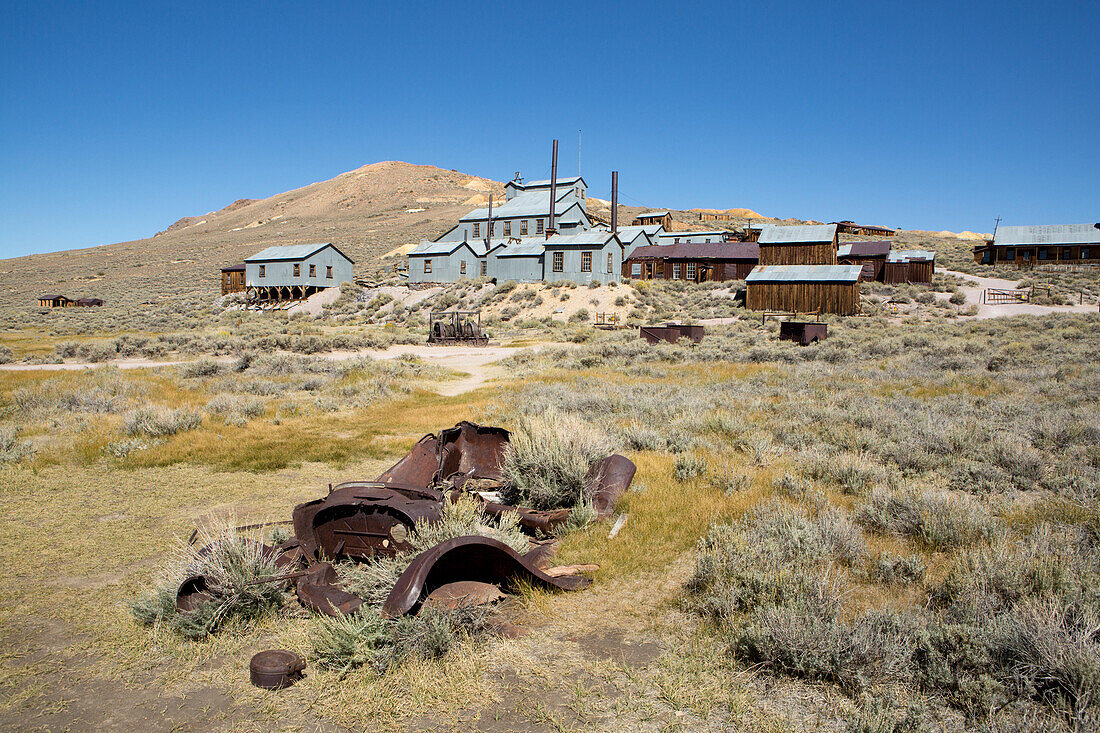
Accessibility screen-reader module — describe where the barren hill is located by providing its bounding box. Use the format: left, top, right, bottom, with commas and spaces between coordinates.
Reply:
0, 161, 507, 314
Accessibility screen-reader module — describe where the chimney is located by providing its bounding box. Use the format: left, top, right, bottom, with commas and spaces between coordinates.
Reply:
547, 139, 558, 239
611, 171, 618, 238
486, 194, 493, 246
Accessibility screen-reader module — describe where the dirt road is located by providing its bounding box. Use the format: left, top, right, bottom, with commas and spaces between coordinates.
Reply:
0, 343, 525, 396
938, 269, 1096, 319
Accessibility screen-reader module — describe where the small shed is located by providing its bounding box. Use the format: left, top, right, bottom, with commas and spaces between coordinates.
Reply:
746, 264, 863, 315
38, 295, 71, 308
221, 263, 246, 295
836, 241, 892, 282
74, 298, 105, 307
488, 240, 545, 283
543, 231, 624, 285
758, 224, 839, 266
625, 242, 759, 282
700, 212, 731, 221
884, 250, 936, 284
632, 211, 672, 229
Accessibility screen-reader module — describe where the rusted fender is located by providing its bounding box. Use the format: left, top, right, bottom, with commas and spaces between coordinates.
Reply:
480, 500, 571, 535
176, 575, 216, 613
586, 454, 636, 518
295, 562, 364, 617
436, 422, 510, 484
381, 535, 590, 618
292, 485, 442, 561
374, 434, 441, 489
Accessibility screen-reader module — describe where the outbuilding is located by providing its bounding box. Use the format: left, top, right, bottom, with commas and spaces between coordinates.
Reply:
832, 221, 897, 237
625, 242, 759, 282
836, 241, 891, 281
884, 250, 935, 284
632, 211, 672, 229
74, 298, 105, 307
244, 243, 354, 302
221, 263, 246, 295
973, 223, 1100, 267
37, 295, 71, 308
407, 240, 490, 284
746, 264, 862, 315
543, 231, 625, 285
757, 224, 839, 266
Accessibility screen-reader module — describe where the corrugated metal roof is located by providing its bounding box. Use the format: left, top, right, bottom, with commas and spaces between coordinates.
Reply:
628, 242, 759, 260
745, 264, 862, 283
494, 241, 547, 258
993, 223, 1100, 246
460, 189, 577, 221
511, 175, 584, 189
887, 249, 936, 263
657, 230, 726, 239
410, 239, 486, 256
636, 211, 670, 218
758, 224, 837, 244
543, 232, 614, 247
245, 243, 352, 262
837, 241, 891, 258
220, 263, 246, 271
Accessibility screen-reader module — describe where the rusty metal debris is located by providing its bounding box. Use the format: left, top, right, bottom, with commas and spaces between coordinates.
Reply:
427, 310, 488, 345
381, 535, 592, 618
249, 649, 306, 690
778, 321, 828, 345
640, 323, 705, 344
423, 581, 506, 610
295, 562, 364, 617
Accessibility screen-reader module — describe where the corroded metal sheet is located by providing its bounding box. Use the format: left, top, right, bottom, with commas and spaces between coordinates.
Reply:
586, 454, 637, 518
381, 535, 590, 618
295, 562, 364, 617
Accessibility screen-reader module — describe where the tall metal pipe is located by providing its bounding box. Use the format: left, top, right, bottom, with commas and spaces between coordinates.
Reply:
611, 171, 618, 238
547, 139, 558, 239
486, 194, 493, 245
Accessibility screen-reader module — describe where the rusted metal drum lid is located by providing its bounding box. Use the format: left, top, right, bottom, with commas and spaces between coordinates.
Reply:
249, 649, 306, 690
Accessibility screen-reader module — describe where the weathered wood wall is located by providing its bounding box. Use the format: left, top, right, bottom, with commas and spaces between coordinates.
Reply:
758, 243, 837, 266
746, 281, 860, 315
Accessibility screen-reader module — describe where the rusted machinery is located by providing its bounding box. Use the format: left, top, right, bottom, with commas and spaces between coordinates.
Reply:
177, 422, 636, 626
640, 323, 705, 345
778, 321, 828, 346
428, 310, 488, 345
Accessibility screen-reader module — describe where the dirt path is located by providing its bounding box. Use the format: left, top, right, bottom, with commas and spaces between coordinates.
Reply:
939, 269, 1096, 319
0, 343, 528, 396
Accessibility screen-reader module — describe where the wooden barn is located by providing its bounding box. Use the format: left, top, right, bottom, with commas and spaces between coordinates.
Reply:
884, 250, 935, 284
699, 212, 731, 222
624, 242, 759, 281
746, 264, 863, 315
74, 298, 105, 307
757, 224, 838, 266
632, 211, 673, 229
37, 294, 71, 308
836, 241, 892, 281
832, 221, 897, 237
221, 263, 246, 295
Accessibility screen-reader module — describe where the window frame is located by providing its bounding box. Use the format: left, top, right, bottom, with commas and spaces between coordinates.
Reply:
552, 251, 564, 273
503, 221, 511, 237
672, 262, 682, 279
480, 260, 487, 276
293, 264, 301, 277
686, 262, 697, 280
607, 252, 613, 273
520, 220, 528, 236
460, 260, 466, 275
258, 265, 266, 278
581, 251, 592, 272
309, 264, 316, 277
536, 219, 544, 235
472, 222, 480, 238
424, 259, 433, 274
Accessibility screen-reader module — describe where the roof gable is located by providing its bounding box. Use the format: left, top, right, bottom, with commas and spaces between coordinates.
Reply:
994, 223, 1100, 246
758, 224, 838, 244
244, 243, 354, 264
746, 264, 861, 283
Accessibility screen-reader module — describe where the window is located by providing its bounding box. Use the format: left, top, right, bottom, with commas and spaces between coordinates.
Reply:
673, 263, 681, 279
1062, 248, 1073, 260
581, 252, 592, 272
536, 219, 544, 234
460, 260, 466, 275
1083, 248, 1092, 260
686, 262, 697, 280
258, 265, 266, 278
1038, 248, 1049, 260
480, 260, 487, 276
607, 252, 614, 273
503, 221, 511, 237
326, 266, 333, 278
489, 222, 495, 236
309, 264, 316, 277
631, 263, 641, 277
293, 264, 301, 277
1004, 249, 1015, 261
552, 251, 564, 272
473, 222, 480, 238
424, 259, 432, 274
520, 220, 528, 235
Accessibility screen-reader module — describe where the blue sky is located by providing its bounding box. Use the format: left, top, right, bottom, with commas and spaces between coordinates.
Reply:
1, 0, 1096, 258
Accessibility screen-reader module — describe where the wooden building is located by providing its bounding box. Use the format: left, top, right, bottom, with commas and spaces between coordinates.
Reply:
746, 265, 863, 315
832, 221, 897, 237
244, 243, 354, 302
74, 298, 105, 307
972, 223, 1100, 267
624, 242, 759, 281
37, 294, 71, 308
883, 250, 935, 284
836, 241, 891, 281
699, 212, 731, 222
632, 211, 673, 229
757, 224, 838, 266
221, 263, 246, 295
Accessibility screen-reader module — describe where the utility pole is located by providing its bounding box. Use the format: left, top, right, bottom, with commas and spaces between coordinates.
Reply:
578, 129, 582, 177
993, 216, 1001, 240
547, 139, 558, 238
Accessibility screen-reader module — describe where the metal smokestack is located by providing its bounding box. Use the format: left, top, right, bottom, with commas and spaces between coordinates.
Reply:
611, 171, 618, 237
486, 194, 493, 246
547, 139, 558, 239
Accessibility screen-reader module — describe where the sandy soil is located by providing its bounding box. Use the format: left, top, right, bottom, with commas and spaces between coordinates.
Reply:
285, 284, 342, 316
939, 269, 1097, 319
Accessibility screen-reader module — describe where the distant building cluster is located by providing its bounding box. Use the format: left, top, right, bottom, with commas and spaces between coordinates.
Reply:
37, 295, 104, 308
